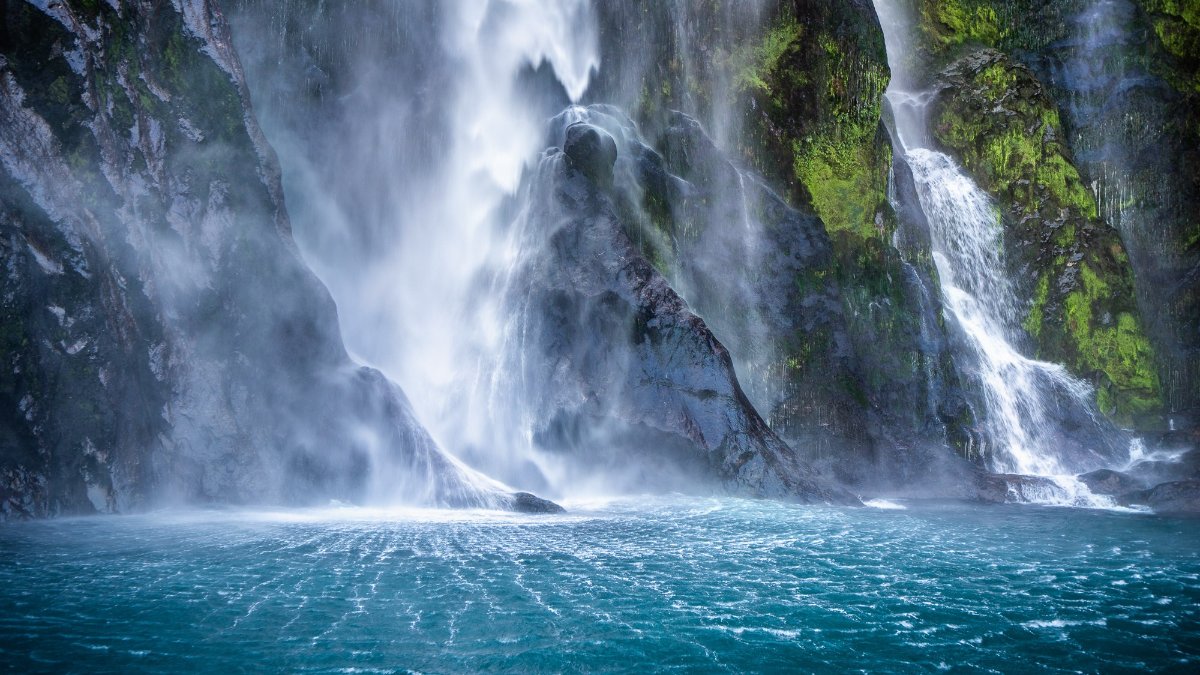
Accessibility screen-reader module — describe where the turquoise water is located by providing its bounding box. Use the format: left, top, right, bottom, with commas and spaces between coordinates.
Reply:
1, 498, 1197, 672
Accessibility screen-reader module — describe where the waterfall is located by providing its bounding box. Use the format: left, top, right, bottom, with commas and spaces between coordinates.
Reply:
873, 1, 1122, 503
903, 144, 1104, 477
232, 1, 600, 494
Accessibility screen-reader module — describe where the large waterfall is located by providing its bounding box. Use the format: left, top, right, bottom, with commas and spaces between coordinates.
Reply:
232, 1, 601, 493
229, 0, 849, 501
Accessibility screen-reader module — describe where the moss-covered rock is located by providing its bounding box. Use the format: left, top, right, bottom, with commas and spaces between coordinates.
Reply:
929, 49, 1161, 425
746, 2, 982, 471
1137, 0, 1200, 93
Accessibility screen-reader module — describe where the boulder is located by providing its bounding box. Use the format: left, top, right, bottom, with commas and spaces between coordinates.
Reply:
1078, 469, 1144, 496
507, 492, 566, 514
563, 122, 618, 187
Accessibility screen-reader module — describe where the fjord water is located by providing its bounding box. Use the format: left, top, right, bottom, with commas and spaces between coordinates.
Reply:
2, 499, 1197, 672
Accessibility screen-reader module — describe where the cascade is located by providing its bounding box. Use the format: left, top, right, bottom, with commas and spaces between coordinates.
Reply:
872, 0, 1127, 503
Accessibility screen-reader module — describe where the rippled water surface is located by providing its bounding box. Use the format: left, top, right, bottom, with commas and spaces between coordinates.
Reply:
2, 498, 1198, 672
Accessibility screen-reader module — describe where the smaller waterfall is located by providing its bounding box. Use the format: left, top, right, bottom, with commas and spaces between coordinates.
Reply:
874, 0, 1129, 505
903, 146, 1107, 478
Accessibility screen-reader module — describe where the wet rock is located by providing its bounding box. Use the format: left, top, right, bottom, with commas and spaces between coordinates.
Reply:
499, 107, 858, 505
1077, 469, 1144, 496
563, 122, 617, 187
1120, 480, 1200, 515
974, 473, 1067, 504
507, 492, 565, 514
1123, 441, 1200, 487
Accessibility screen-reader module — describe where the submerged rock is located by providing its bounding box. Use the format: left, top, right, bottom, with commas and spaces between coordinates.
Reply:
506, 492, 566, 514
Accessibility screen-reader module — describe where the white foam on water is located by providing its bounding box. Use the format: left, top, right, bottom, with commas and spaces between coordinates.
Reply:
863, 499, 908, 510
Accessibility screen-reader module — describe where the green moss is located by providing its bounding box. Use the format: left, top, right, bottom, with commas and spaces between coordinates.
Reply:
793, 137, 890, 239
786, 34, 891, 238
735, 19, 803, 97
1064, 265, 1161, 420
1023, 274, 1049, 338
937, 95, 1095, 219
1140, 0, 1200, 92
924, 0, 1007, 48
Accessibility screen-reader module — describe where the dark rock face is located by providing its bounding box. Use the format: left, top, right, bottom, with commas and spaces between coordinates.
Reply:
1078, 469, 1145, 496
587, 3, 984, 493
653, 110, 870, 476
594, 102, 976, 496
1121, 479, 1200, 515
0, 0, 545, 517
1123, 438, 1200, 487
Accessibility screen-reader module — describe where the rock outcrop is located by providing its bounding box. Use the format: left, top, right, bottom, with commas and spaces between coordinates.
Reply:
587, 2, 983, 495
1121, 479, 1200, 514
493, 109, 858, 504
1078, 469, 1145, 496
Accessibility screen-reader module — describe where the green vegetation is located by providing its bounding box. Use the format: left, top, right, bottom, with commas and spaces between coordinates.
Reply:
934, 61, 1096, 218
793, 136, 891, 240
735, 18, 804, 101
1064, 266, 1162, 419
1139, 0, 1200, 92
1023, 274, 1049, 338
924, 0, 1007, 48
789, 34, 891, 239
